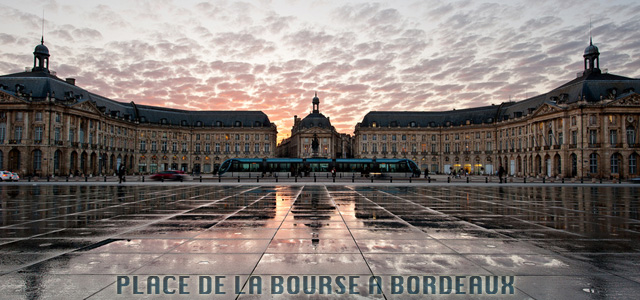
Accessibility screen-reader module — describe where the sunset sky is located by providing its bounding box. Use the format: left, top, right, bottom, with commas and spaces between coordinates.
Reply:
1, 0, 640, 142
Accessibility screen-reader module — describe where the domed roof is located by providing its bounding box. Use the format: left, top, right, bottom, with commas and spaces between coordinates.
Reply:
584, 39, 599, 56
299, 113, 332, 129
34, 38, 50, 56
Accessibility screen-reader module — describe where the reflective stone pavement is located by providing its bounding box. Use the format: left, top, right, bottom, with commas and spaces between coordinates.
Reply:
0, 185, 639, 299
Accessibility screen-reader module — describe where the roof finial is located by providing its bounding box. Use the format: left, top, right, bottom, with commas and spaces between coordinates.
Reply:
589, 17, 593, 45
41, 9, 45, 44
314, 91, 317, 97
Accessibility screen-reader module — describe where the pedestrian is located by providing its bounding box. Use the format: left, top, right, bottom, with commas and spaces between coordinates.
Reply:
498, 165, 505, 183
118, 165, 125, 184
331, 167, 336, 178
424, 167, 429, 178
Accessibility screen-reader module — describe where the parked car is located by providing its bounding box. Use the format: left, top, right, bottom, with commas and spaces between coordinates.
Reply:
10, 172, 19, 181
0, 171, 12, 181
150, 170, 188, 181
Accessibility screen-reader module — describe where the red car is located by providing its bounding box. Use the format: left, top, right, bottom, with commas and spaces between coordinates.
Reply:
150, 170, 186, 181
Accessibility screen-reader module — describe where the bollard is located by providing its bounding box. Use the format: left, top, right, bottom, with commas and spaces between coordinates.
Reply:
466, 177, 469, 183
66, 176, 69, 182
180, 176, 183, 182
104, 176, 107, 182
326, 173, 329, 178
257, 177, 259, 182
562, 178, 564, 183
314, 174, 316, 182
352, 174, 355, 183
276, 174, 278, 183
580, 178, 583, 184
409, 177, 412, 183
249, 173, 251, 178
238, 176, 240, 183
47, 176, 50, 182
295, 176, 297, 183
28, 176, 31, 182
486, 177, 488, 183
340, 173, 342, 178
142, 176, 145, 182
447, 177, 451, 183
85, 176, 88, 182
524, 177, 526, 183
218, 175, 221, 182
428, 176, 431, 183
333, 177, 335, 183
200, 176, 202, 182
371, 176, 374, 183
287, 174, 289, 178
390, 176, 393, 183
600, 178, 603, 184
543, 177, 545, 183
161, 177, 164, 182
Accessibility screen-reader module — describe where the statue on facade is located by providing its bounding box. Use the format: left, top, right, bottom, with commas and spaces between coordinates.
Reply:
311, 134, 319, 156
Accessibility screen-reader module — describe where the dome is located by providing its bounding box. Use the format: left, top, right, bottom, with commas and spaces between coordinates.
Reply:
584, 39, 599, 56
299, 113, 332, 130
34, 39, 50, 56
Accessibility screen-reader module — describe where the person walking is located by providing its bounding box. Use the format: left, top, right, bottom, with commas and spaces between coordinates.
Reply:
118, 165, 125, 184
424, 167, 429, 178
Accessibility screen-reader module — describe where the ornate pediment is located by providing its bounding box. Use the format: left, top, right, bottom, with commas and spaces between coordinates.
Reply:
71, 100, 102, 114
607, 93, 640, 106
0, 90, 28, 104
530, 103, 563, 118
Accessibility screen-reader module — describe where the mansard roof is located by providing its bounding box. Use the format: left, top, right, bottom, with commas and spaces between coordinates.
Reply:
0, 71, 272, 128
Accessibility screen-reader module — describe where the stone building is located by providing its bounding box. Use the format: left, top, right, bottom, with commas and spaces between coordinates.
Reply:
354, 40, 640, 179
277, 93, 352, 158
0, 40, 277, 176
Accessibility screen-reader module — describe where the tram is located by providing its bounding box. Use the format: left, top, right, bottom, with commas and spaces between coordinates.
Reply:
217, 158, 421, 177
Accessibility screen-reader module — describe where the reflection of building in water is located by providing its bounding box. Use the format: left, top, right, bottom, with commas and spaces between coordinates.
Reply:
354, 41, 640, 179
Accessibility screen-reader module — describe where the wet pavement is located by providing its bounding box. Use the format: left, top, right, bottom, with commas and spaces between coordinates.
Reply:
0, 184, 639, 299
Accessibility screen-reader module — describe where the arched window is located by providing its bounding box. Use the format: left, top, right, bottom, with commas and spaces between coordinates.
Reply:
181, 120, 188, 127
409, 121, 416, 128
33, 149, 42, 170
570, 153, 577, 177
611, 154, 621, 174
589, 153, 598, 173
215, 121, 222, 127
195, 121, 203, 127
54, 150, 61, 171
235, 121, 242, 127
160, 118, 168, 125
629, 153, 638, 175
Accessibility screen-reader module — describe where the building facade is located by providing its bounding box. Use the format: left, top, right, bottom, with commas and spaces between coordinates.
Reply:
354, 41, 640, 179
277, 93, 352, 158
0, 40, 277, 177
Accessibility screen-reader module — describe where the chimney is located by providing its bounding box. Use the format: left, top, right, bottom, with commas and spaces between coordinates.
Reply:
65, 78, 76, 85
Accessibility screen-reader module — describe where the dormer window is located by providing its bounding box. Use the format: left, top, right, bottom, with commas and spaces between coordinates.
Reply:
371, 121, 377, 128
195, 121, 203, 127
181, 120, 188, 126
160, 118, 168, 125
390, 121, 398, 127
254, 121, 261, 127
409, 121, 416, 127
215, 121, 222, 127
235, 121, 242, 127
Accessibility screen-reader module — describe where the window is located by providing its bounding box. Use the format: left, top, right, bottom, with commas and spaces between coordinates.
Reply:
245, 134, 249, 141
590, 153, 598, 173
589, 115, 597, 125
255, 134, 259, 140
54, 128, 60, 142
68, 129, 74, 143
140, 140, 146, 151
362, 143, 367, 153
182, 142, 188, 152
255, 143, 260, 153
372, 134, 377, 141
161, 141, 167, 151
0, 123, 6, 142
382, 143, 387, 152
264, 143, 270, 153
630, 154, 638, 174
391, 143, 397, 152
33, 149, 42, 170
455, 134, 459, 140
225, 143, 230, 152
15, 126, 23, 142
610, 130, 618, 145
151, 141, 157, 151
205, 143, 211, 152
362, 134, 367, 141
571, 116, 577, 126
244, 143, 249, 152
372, 143, 378, 152
35, 111, 43, 121
172, 142, 178, 152
235, 134, 240, 140
548, 130, 553, 146
589, 130, 597, 145
55, 113, 61, 123
392, 135, 397, 141
382, 135, 387, 141
571, 131, 577, 145
627, 127, 636, 145
196, 143, 202, 152
402, 135, 406, 141
34, 126, 43, 142
15, 112, 23, 121
215, 143, 220, 152
265, 135, 269, 141
610, 154, 620, 174
234, 143, 240, 152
